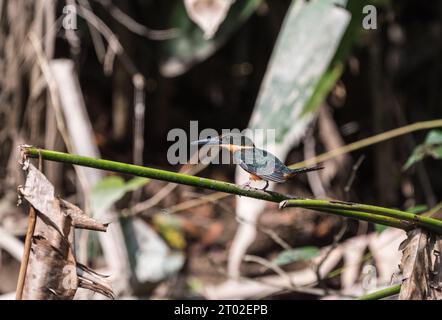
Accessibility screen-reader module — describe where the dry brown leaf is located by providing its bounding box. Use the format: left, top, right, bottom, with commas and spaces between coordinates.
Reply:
59, 199, 108, 232
399, 228, 442, 300
184, 0, 234, 39
18, 164, 113, 299
76, 264, 114, 299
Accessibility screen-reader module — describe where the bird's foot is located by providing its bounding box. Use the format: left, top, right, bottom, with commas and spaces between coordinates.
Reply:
261, 181, 269, 191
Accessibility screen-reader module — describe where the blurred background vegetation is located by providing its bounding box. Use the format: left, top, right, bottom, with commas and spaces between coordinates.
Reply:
0, 0, 441, 299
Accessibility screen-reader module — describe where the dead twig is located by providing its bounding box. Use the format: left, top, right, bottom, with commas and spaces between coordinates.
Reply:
244, 254, 295, 288
15, 151, 42, 300
94, 0, 179, 40
15, 206, 36, 300
344, 155, 365, 196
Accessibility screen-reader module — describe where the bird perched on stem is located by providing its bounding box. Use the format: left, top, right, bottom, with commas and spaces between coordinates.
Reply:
192, 133, 323, 190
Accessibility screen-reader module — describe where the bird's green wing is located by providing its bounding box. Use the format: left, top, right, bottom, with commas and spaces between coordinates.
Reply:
234, 149, 287, 182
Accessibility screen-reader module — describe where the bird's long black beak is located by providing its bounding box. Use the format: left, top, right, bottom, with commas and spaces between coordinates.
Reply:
191, 137, 221, 146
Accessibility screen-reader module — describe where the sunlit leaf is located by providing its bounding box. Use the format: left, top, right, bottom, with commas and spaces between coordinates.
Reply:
91, 176, 149, 214
425, 130, 442, 145
404, 130, 442, 170
248, 0, 351, 145
153, 214, 186, 250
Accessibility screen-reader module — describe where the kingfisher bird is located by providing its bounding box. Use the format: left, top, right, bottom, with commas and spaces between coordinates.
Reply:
191, 133, 323, 190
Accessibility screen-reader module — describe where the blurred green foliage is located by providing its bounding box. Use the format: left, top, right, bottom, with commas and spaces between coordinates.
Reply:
91, 176, 149, 214
404, 130, 442, 170
272, 246, 320, 266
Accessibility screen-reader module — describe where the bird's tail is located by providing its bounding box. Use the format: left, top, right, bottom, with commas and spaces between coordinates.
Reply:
285, 165, 324, 178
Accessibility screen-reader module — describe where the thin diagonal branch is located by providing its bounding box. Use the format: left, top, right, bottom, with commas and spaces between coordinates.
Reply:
21, 146, 442, 234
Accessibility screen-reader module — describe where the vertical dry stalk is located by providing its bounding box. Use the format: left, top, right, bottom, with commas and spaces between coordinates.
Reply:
16, 150, 42, 300
15, 206, 37, 300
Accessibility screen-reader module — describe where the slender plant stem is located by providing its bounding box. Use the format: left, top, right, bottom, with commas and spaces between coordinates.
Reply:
15, 206, 36, 300
281, 199, 442, 234
22, 146, 442, 234
356, 284, 401, 300
290, 119, 442, 169
302, 207, 410, 230
22, 146, 294, 203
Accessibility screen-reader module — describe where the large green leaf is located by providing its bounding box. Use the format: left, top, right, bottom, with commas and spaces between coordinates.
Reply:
301, 0, 367, 118
91, 176, 149, 214
248, 0, 351, 147
160, 0, 262, 77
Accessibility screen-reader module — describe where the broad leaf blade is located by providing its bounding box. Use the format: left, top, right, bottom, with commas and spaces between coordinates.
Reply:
160, 0, 262, 77
249, 0, 350, 147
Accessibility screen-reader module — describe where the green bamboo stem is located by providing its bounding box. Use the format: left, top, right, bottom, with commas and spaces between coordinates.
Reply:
22, 146, 442, 234
22, 146, 293, 203
356, 284, 401, 300
302, 207, 411, 230
281, 199, 442, 234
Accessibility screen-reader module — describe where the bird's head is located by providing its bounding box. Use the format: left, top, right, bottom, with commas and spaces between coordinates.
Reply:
191, 133, 255, 152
